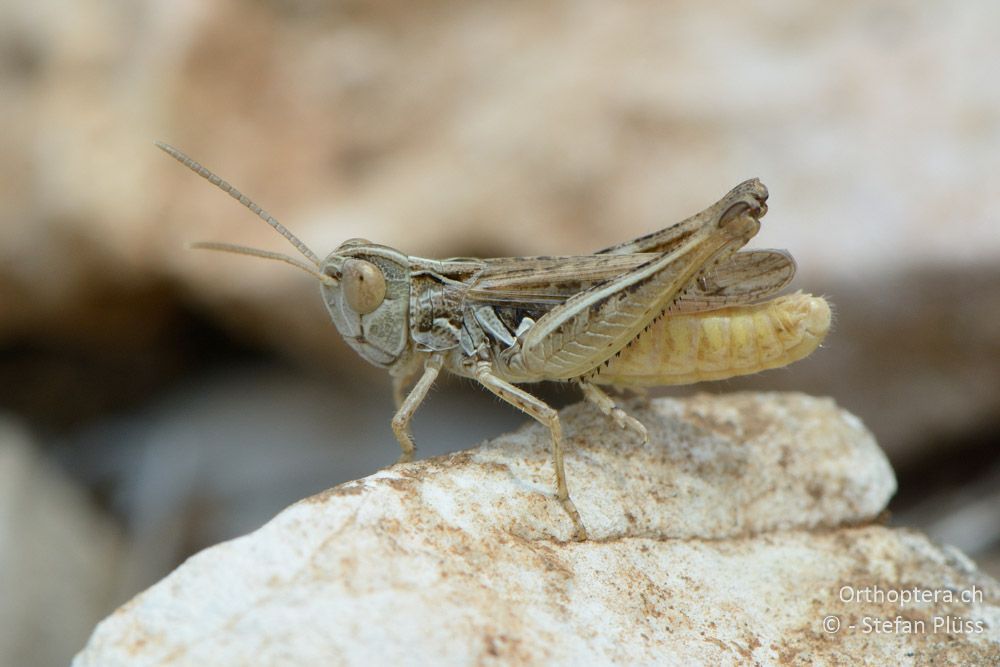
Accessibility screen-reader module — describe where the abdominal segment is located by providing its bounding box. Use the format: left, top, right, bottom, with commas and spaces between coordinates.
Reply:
591, 292, 831, 386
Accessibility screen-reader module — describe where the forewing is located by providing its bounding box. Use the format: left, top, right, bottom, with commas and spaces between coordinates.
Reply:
466, 254, 658, 307
467, 248, 794, 314
669, 249, 796, 312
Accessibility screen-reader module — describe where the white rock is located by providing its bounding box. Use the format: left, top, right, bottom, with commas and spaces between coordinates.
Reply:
73, 394, 999, 665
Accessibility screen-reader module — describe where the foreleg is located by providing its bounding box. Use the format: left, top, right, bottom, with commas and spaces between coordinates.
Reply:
391, 354, 443, 464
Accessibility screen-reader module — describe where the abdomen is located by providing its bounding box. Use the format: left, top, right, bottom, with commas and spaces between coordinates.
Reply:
590, 292, 831, 386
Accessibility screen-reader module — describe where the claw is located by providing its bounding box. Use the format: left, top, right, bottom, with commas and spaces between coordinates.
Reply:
611, 407, 648, 443
560, 497, 588, 541
580, 381, 649, 445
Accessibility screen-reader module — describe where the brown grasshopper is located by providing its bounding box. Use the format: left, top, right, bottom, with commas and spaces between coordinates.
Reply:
158, 142, 830, 540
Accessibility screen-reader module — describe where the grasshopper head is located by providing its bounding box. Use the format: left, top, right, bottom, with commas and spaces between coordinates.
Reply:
155, 144, 412, 370
320, 240, 411, 368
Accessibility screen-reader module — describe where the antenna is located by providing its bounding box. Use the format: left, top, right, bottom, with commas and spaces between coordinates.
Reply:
190, 242, 335, 285
156, 142, 322, 267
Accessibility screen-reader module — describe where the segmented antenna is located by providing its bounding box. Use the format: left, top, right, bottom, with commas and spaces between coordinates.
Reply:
190, 242, 335, 285
156, 141, 322, 267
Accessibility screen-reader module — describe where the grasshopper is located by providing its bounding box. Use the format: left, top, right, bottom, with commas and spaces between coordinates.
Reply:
158, 142, 831, 540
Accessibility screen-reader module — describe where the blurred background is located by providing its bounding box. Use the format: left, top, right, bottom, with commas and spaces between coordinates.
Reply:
2, 0, 999, 664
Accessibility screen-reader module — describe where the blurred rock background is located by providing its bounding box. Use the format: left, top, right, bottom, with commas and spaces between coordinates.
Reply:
1, 0, 998, 664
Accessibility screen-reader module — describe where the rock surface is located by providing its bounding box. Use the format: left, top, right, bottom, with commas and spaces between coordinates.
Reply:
73, 394, 999, 665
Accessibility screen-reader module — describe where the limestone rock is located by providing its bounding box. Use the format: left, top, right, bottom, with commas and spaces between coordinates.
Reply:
73, 394, 1000, 665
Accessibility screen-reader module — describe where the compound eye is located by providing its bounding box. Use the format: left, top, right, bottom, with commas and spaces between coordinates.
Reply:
342, 259, 386, 314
